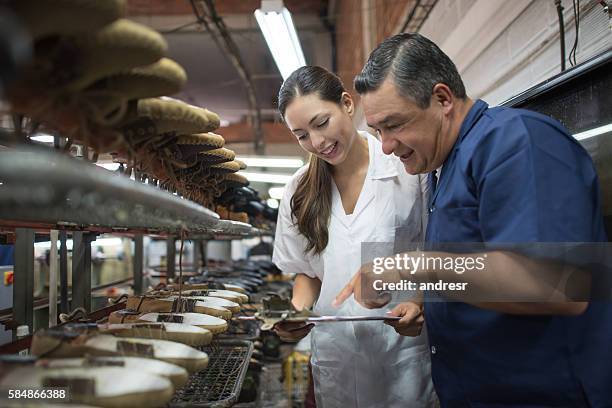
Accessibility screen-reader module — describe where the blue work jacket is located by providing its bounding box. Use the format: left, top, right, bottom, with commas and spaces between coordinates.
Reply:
425, 100, 611, 407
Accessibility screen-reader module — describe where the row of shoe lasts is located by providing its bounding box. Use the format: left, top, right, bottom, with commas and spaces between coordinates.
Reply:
0, 277, 250, 407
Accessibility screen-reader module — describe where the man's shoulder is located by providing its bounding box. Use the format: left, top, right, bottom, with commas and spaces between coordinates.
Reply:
482, 105, 568, 137
461, 105, 576, 155
458, 105, 593, 176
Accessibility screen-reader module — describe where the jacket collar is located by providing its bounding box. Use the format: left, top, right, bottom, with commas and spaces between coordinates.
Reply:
429, 99, 489, 208
457, 99, 489, 145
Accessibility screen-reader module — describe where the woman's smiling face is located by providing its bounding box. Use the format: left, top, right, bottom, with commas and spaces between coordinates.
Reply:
283, 92, 357, 166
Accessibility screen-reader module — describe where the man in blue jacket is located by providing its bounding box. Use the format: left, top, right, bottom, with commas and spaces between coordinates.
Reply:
335, 33, 611, 407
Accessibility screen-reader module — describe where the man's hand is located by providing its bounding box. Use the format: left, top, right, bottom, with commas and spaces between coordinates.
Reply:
333, 262, 401, 309
384, 302, 424, 336
273, 321, 314, 342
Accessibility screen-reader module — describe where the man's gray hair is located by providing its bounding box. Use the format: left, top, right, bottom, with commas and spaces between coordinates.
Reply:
354, 33, 466, 109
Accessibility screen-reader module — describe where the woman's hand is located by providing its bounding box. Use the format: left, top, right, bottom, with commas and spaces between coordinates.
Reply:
273, 275, 320, 342
273, 321, 315, 342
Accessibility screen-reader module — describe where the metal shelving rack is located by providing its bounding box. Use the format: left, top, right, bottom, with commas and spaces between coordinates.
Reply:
0, 148, 220, 232
0, 144, 263, 406
0, 146, 264, 336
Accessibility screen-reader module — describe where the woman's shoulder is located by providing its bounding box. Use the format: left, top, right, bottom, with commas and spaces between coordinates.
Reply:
293, 163, 310, 178
283, 163, 310, 199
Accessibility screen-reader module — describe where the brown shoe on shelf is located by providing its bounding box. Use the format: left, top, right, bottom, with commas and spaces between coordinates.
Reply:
235, 159, 247, 170
36, 356, 189, 389
137, 312, 229, 335
164, 281, 248, 295
55, 321, 213, 347
119, 97, 220, 137
174, 133, 225, 156
188, 289, 248, 304
11, 0, 124, 40
14, 19, 167, 95
174, 146, 234, 192
216, 205, 230, 219
107, 309, 142, 324
210, 160, 241, 175
125, 295, 232, 320
197, 147, 236, 165
115, 98, 221, 181
229, 211, 249, 224
0, 365, 174, 408
81, 58, 188, 128
151, 288, 247, 305
31, 329, 209, 373
8, 18, 167, 154
155, 133, 227, 177
221, 172, 249, 190
149, 291, 242, 311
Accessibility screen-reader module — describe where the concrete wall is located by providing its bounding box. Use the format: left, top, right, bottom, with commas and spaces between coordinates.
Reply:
419, 0, 612, 105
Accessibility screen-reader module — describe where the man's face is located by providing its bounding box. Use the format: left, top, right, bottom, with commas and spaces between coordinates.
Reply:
362, 78, 447, 174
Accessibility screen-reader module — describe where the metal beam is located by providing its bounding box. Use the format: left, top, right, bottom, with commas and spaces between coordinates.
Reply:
200, 240, 208, 270
48, 230, 58, 327
71, 232, 94, 312
59, 230, 69, 314
133, 235, 144, 294
193, 239, 202, 273
166, 238, 176, 281
13, 228, 34, 337
126, 0, 326, 17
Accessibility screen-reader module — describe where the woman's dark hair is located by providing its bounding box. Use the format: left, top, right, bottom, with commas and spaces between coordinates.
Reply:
278, 66, 345, 255
354, 33, 466, 108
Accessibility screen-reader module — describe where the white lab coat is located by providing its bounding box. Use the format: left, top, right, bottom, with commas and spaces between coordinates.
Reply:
273, 132, 437, 407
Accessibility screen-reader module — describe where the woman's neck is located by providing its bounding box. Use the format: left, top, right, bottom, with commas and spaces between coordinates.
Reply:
332, 132, 369, 179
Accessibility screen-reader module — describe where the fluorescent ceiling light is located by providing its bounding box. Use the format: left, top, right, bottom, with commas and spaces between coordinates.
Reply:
242, 171, 292, 184
30, 133, 55, 143
96, 162, 121, 171
238, 156, 304, 168
574, 123, 612, 141
268, 186, 285, 200
34, 237, 123, 251
267, 198, 279, 208
254, 0, 306, 80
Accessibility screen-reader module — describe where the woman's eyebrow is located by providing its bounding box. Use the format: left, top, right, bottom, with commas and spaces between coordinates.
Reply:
291, 112, 328, 132
308, 113, 324, 125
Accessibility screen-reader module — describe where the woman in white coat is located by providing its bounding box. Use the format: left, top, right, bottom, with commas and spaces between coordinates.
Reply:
272, 66, 436, 407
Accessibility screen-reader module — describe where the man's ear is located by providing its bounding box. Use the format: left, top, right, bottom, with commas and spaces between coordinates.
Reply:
432, 83, 454, 113
341, 92, 354, 115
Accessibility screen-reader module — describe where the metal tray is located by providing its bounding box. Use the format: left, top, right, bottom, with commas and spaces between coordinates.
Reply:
169, 339, 254, 408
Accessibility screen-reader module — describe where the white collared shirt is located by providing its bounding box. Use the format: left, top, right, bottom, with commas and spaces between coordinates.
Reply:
274, 131, 428, 282
273, 131, 435, 408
